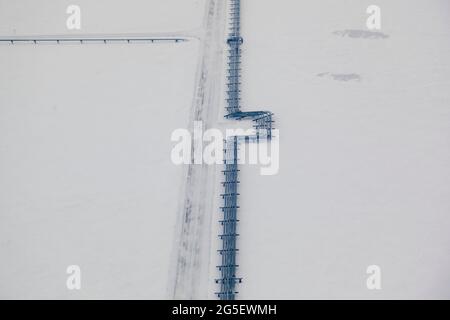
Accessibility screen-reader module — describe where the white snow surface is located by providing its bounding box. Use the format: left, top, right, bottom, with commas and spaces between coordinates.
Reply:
237, 0, 450, 299
1, 0, 450, 299
0, 0, 203, 299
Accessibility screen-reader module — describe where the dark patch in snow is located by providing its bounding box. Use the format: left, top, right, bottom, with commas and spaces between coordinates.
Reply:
333, 29, 389, 39
317, 72, 361, 82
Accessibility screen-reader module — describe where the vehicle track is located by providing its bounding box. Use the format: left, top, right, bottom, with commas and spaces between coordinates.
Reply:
170, 0, 226, 299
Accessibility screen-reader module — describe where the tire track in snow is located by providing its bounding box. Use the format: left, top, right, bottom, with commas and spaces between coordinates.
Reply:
169, 0, 226, 299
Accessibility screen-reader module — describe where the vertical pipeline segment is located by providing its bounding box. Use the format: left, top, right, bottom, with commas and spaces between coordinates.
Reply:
216, 0, 275, 300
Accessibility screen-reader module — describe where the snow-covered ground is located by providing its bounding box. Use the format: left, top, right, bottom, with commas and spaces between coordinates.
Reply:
237, 0, 450, 299
0, 0, 203, 299
0, 0, 205, 35
1, 0, 450, 300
